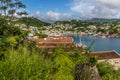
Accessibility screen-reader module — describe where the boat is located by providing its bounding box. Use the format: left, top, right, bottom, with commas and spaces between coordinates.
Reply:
101, 36, 106, 38
77, 36, 87, 48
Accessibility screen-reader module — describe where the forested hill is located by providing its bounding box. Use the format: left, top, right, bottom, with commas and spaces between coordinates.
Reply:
17, 17, 50, 27
55, 21, 71, 24
55, 20, 84, 24
85, 18, 120, 23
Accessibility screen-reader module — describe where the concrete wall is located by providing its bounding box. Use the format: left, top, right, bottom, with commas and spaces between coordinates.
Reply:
98, 58, 120, 70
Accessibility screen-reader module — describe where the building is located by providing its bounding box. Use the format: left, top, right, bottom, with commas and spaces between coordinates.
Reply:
90, 50, 120, 69
32, 36, 73, 52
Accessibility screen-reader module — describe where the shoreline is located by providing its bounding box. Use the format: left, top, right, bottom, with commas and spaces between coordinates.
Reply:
62, 33, 120, 38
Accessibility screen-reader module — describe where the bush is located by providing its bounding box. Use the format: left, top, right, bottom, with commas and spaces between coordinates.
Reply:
0, 47, 52, 80
97, 62, 114, 76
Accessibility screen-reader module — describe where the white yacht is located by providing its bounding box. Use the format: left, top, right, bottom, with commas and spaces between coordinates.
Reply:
77, 36, 87, 48
101, 36, 106, 38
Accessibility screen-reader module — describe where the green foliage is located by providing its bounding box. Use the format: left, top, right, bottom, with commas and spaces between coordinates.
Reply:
53, 53, 74, 80
86, 18, 120, 23
0, 0, 27, 22
35, 33, 48, 38
69, 49, 87, 64
0, 17, 27, 37
97, 62, 120, 80
89, 56, 98, 64
102, 73, 114, 80
97, 62, 114, 76
85, 40, 95, 54
0, 17, 9, 36
5, 36, 19, 47
0, 42, 89, 80
0, 16, 28, 52
49, 47, 89, 80
0, 47, 52, 80
17, 17, 50, 27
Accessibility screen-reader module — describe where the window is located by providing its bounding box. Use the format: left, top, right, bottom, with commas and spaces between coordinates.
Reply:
114, 60, 119, 64
115, 62, 119, 64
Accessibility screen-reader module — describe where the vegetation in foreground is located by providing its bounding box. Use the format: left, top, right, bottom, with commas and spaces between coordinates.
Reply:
0, 0, 120, 80
1, 42, 120, 80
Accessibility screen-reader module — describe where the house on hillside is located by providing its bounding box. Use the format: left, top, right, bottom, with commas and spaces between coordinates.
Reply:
90, 50, 120, 69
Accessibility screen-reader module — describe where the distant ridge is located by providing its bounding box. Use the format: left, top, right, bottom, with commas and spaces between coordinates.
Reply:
17, 17, 50, 27
54, 18, 120, 24
85, 18, 120, 23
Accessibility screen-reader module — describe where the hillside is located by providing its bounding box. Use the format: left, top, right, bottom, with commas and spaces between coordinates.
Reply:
17, 17, 50, 27
85, 18, 120, 23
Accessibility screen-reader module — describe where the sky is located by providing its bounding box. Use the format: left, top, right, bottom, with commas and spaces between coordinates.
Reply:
21, 0, 120, 22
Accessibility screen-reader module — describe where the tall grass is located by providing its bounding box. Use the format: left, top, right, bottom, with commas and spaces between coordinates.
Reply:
0, 44, 89, 80
0, 46, 52, 80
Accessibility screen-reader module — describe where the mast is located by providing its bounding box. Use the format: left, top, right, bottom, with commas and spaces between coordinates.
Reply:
79, 36, 82, 44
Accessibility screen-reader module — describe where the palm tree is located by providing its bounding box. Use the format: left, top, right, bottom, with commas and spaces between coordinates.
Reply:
0, 0, 26, 17
0, 0, 3, 15
14, 0, 26, 9
1, 0, 11, 17
0, 6, 7, 17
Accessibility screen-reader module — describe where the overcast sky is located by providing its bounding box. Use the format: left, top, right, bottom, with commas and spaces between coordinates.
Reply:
21, 0, 120, 22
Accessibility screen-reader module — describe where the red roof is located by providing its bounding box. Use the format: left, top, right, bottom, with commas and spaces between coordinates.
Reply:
33, 36, 73, 44
89, 50, 120, 60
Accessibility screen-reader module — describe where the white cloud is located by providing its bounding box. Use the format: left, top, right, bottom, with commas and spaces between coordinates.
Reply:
34, 11, 73, 23
47, 11, 61, 21
71, 0, 120, 19
46, 11, 72, 21
34, 11, 41, 17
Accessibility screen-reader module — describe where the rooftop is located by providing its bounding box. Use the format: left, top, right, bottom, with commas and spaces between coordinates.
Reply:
89, 50, 120, 60
33, 36, 73, 44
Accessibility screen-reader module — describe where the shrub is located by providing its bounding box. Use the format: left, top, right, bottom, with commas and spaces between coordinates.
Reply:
0, 47, 52, 80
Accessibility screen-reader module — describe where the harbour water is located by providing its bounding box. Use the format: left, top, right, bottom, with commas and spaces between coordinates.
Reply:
72, 36, 120, 53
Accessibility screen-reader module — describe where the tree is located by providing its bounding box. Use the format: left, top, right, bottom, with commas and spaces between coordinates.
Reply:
0, 0, 27, 21
97, 62, 114, 76
0, 0, 10, 17
102, 73, 114, 80
0, 16, 28, 51
89, 56, 98, 64
51, 48, 74, 80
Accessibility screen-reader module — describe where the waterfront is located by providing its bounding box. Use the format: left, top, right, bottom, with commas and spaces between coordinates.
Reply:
73, 36, 120, 53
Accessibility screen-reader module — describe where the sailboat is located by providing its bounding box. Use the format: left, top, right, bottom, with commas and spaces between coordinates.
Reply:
77, 36, 87, 48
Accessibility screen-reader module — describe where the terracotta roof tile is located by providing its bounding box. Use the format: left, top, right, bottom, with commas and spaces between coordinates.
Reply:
89, 50, 120, 60
33, 36, 73, 43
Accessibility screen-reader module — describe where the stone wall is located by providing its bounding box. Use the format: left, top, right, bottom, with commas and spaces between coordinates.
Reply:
74, 63, 102, 80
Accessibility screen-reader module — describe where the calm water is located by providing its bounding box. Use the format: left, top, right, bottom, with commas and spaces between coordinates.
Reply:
72, 36, 120, 53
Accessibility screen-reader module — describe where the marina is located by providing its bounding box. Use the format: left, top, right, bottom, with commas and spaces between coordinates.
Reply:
72, 36, 120, 53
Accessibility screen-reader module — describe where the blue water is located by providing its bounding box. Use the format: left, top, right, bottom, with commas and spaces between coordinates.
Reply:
72, 36, 120, 53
